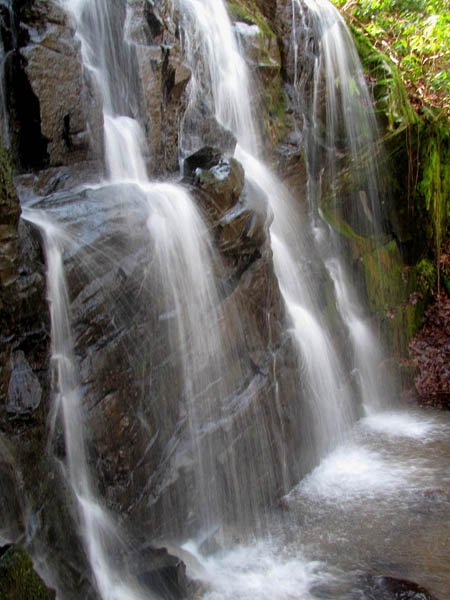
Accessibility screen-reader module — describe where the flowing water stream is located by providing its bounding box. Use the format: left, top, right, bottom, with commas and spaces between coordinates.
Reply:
13, 0, 450, 597
171, 0, 450, 598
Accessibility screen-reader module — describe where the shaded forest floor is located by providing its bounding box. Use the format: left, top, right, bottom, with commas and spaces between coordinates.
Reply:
408, 235, 450, 409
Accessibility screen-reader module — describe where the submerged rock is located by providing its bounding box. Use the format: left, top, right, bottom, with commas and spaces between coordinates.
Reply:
359, 575, 440, 600
137, 545, 196, 599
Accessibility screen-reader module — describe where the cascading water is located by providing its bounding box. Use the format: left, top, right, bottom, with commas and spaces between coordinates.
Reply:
290, 0, 392, 411
5, 0, 450, 598
164, 1, 449, 598
177, 0, 357, 463
22, 209, 151, 600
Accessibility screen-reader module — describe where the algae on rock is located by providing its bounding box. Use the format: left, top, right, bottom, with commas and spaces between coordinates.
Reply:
0, 546, 55, 600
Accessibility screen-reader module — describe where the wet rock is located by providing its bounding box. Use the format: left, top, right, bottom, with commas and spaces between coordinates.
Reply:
7, 350, 42, 417
183, 146, 223, 179
0, 144, 49, 428
192, 155, 245, 222
359, 575, 440, 600
14, 161, 101, 197
0, 144, 20, 288
127, 0, 191, 174
181, 99, 237, 160
0, 545, 56, 599
0, 448, 23, 543
137, 545, 196, 600
4, 1, 103, 170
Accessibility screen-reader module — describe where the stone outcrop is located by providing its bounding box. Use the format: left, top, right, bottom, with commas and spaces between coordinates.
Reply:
2, 0, 102, 171
26, 147, 300, 545
126, 0, 192, 175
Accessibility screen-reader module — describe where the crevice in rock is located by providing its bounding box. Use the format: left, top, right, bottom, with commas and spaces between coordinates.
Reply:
5, 51, 49, 171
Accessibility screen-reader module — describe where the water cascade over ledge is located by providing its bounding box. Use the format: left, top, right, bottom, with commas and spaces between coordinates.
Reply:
1, 0, 449, 598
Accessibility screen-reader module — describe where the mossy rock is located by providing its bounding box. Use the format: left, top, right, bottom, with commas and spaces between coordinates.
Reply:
361, 240, 431, 356
0, 546, 56, 599
383, 117, 449, 264
362, 240, 405, 314
347, 22, 449, 265
226, 0, 275, 39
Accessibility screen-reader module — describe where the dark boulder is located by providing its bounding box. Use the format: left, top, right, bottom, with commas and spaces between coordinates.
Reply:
359, 575, 440, 600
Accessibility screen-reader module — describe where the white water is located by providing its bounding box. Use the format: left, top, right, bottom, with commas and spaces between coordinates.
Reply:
177, 0, 357, 463
326, 256, 386, 413
291, 0, 391, 415
183, 409, 450, 599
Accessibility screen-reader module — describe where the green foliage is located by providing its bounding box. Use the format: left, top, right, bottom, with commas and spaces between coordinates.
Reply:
416, 257, 438, 292
331, 0, 450, 118
350, 26, 419, 130
0, 547, 55, 600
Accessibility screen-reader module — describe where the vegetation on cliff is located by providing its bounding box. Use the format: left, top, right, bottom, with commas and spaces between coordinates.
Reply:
327, 0, 449, 400
330, 0, 450, 119
0, 546, 55, 600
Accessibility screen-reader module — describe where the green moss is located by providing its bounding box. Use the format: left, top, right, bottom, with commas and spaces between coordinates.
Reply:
226, 0, 275, 39
262, 87, 289, 148
416, 258, 437, 294
0, 547, 55, 599
419, 123, 450, 251
362, 240, 404, 314
387, 296, 426, 358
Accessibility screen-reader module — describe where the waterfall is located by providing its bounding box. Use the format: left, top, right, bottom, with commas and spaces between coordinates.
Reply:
291, 0, 392, 411
22, 209, 152, 600
0, 0, 13, 146
177, 0, 359, 461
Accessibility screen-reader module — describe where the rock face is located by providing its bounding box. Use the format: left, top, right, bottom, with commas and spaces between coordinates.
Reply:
1, 0, 191, 179
27, 148, 300, 544
0, 141, 49, 435
122, 0, 192, 175
359, 575, 441, 600
5, 0, 442, 597
2, 0, 102, 171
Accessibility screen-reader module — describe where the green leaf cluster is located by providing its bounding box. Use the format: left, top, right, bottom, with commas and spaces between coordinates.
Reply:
331, 0, 450, 118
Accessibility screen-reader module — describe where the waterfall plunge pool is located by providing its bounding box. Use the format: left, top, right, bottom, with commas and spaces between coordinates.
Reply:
178, 409, 450, 600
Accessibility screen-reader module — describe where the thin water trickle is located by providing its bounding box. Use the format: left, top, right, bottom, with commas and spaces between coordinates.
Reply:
22, 208, 152, 600
291, 0, 392, 415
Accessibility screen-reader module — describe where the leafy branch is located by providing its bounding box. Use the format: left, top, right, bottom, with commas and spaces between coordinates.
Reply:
332, 0, 450, 118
